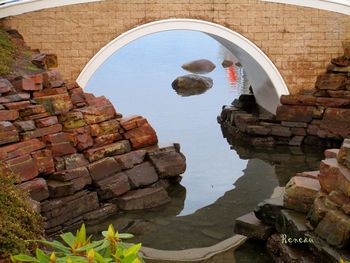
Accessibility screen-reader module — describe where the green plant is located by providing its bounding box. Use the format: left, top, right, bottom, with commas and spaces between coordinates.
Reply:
0, 30, 15, 75
12, 224, 145, 263
0, 170, 43, 259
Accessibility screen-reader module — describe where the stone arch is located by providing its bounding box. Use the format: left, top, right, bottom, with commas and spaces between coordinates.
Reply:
77, 18, 289, 114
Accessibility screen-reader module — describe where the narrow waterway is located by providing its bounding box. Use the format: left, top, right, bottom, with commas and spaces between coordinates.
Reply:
85, 30, 324, 257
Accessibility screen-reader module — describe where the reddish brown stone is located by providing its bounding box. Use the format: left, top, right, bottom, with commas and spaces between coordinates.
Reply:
316, 97, 350, 108
0, 110, 19, 121
23, 112, 51, 121
85, 94, 110, 106
123, 122, 158, 149
4, 100, 31, 110
63, 153, 89, 170
0, 78, 13, 94
80, 104, 117, 124
18, 178, 49, 201
320, 108, 350, 138
51, 142, 77, 157
271, 126, 292, 137
47, 180, 75, 198
43, 132, 76, 144
31, 149, 55, 174
319, 158, 339, 193
0, 138, 45, 161
117, 187, 170, 210
35, 94, 73, 115
120, 115, 144, 130
19, 105, 46, 117
246, 125, 271, 136
35, 116, 58, 128
338, 139, 350, 169
71, 126, 94, 151
125, 162, 159, 188
58, 111, 84, 122
50, 167, 90, 182
94, 133, 122, 147
12, 75, 41, 91
33, 87, 67, 98
69, 87, 86, 105
13, 120, 35, 132
148, 144, 186, 178
84, 140, 131, 162
88, 157, 122, 182
290, 127, 306, 136
276, 105, 314, 122
328, 90, 350, 99
0, 93, 30, 103
281, 121, 307, 128
90, 119, 120, 137
0, 121, 19, 145
114, 149, 146, 170
21, 123, 62, 140
5, 155, 39, 182
280, 95, 316, 106
31, 53, 58, 69
43, 69, 64, 88
316, 73, 347, 90
96, 172, 130, 200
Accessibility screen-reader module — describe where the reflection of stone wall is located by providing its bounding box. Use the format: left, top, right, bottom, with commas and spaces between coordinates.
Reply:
2, 0, 349, 94
0, 36, 186, 235
219, 48, 350, 148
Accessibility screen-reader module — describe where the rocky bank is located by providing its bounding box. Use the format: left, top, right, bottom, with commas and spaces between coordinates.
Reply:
0, 30, 186, 235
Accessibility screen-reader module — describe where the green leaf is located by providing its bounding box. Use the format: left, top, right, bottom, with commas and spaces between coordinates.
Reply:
118, 233, 134, 239
77, 224, 86, 244
35, 248, 49, 263
125, 243, 141, 257
60, 232, 76, 248
11, 255, 38, 262
102, 231, 108, 238
37, 240, 71, 253
75, 240, 105, 252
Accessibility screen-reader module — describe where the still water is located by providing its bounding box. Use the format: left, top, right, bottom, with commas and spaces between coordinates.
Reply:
85, 30, 323, 253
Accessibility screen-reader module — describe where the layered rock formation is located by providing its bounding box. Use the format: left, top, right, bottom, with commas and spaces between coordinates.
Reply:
219, 46, 350, 148
0, 32, 186, 235
234, 142, 350, 262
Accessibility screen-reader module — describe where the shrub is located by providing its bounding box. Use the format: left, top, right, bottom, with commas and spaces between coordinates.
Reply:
0, 172, 43, 259
0, 30, 15, 76
12, 224, 145, 263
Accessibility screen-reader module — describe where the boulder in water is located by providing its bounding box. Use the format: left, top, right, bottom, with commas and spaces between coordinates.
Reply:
181, 59, 216, 74
171, 74, 213, 97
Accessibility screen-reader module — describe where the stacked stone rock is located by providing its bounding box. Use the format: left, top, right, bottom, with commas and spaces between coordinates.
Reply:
219, 47, 350, 148
0, 65, 186, 235
234, 142, 350, 262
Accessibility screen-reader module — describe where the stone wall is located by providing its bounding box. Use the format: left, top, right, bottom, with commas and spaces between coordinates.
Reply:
1, 0, 349, 94
218, 46, 350, 148
0, 37, 186, 235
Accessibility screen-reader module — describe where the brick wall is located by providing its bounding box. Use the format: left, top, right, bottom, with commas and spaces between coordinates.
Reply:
1, 0, 349, 94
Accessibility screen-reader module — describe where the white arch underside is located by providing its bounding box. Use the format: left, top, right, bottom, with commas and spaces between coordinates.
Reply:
77, 19, 289, 114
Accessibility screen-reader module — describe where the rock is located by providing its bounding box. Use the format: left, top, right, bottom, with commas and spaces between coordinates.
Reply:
4, 100, 31, 110
18, 178, 49, 202
234, 212, 274, 240
0, 121, 19, 145
23, 112, 51, 121
127, 220, 155, 235
43, 132, 77, 157
324, 149, 339, 159
35, 116, 58, 128
27, 197, 41, 214
4, 155, 39, 182
114, 150, 146, 170
0, 138, 45, 161
266, 234, 317, 263
63, 153, 89, 170
276, 105, 315, 123
14, 120, 36, 132
50, 167, 90, 182
171, 74, 213, 96
71, 126, 94, 151
90, 119, 120, 137
234, 113, 257, 132
120, 115, 145, 131
181, 59, 216, 74
123, 122, 158, 150
95, 172, 130, 200
83, 203, 118, 225
276, 210, 309, 240
12, 74, 43, 91
84, 140, 131, 162
35, 94, 73, 115
327, 190, 350, 209
307, 193, 328, 227
328, 90, 350, 99
254, 187, 285, 225
117, 187, 170, 210
284, 176, 320, 213
80, 103, 117, 124
148, 144, 186, 178
19, 105, 46, 118
296, 170, 319, 179
280, 95, 316, 106
338, 139, 350, 169
41, 191, 99, 229
246, 125, 271, 136
0, 93, 30, 103
33, 87, 67, 98
281, 121, 308, 128
93, 133, 122, 147
125, 161, 159, 188
21, 123, 63, 140
0, 78, 13, 94
42, 69, 64, 88
31, 53, 58, 69
221, 60, 233, 68
0, 109, 19, 121
47, 179, 75, 198
31, 149, 55, 174
271, 126, 292, 137
315, 209, 350, 248
316, 97, 350, 108
289, 136, 304, 146
88, 157, 122, 182
316, 73, 346, 90
70, 87, 86, 105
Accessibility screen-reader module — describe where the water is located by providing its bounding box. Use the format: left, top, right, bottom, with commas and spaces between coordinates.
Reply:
85, 30, 324, 253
